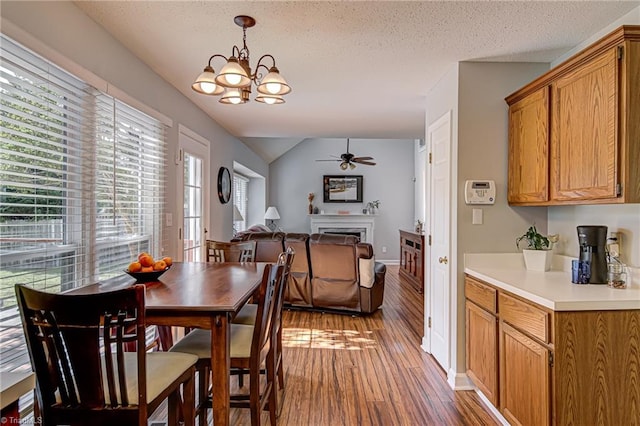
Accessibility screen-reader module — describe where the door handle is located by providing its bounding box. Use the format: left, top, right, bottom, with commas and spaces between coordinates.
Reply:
438, 256, 448, 264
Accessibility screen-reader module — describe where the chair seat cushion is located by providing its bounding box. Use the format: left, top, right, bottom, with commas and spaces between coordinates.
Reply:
101, 352, 197, 405
170, 325, 255, 360
232, 303, 258, 325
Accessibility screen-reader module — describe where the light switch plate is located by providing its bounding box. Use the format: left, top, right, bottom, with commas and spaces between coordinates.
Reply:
472, 208, 483, 225
165, 213, 173, 227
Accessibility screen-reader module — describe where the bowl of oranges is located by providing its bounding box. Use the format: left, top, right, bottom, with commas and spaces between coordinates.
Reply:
125, 252, 173, 283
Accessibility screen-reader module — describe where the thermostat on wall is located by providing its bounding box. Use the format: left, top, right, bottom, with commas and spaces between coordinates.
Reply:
464, 180, 496, 205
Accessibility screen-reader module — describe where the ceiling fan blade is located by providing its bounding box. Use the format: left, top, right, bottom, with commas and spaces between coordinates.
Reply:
315, 159, 341, 162
353, 159, 376, 165
352, 156, 374, 161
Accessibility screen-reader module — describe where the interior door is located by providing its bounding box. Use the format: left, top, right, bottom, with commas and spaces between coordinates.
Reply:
178, 126, 210, 262
427, 111, 452, 372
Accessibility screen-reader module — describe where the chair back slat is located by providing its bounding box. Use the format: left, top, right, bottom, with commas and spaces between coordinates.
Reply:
251, 263, 283, 365
274, 247, 295, 332
15, 284, 147, 419
207, 240, 256, 263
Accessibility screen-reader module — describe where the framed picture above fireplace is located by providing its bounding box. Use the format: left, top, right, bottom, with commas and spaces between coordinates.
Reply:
323, 175, 363, 203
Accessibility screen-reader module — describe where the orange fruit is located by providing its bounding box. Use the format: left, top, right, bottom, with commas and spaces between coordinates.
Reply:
140, 266, 154, 273
137, 252, 151, 261
162, 256, 173, 267
128, 261, 142, 273
153, 260, 167, 271
139, 254, 154, 267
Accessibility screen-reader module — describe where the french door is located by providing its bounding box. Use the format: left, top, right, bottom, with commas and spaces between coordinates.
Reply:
178, 125, 210, 262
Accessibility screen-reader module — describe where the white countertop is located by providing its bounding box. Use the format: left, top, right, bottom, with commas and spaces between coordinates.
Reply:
464, 253, 640, 311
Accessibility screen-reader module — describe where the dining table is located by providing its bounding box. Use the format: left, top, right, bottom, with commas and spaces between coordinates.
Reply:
70, 261, 268, 426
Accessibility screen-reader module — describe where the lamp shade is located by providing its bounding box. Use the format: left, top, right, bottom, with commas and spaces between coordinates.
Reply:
215, 57, 251, 88
233, 205, 244, 221
192, 66, 225, 95
256, 67, 291, 96
264, 206, 280, 220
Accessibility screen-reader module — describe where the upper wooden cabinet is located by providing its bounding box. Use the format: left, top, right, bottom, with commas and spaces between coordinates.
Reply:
506, 26, 640, 206
508, 87, 549, 203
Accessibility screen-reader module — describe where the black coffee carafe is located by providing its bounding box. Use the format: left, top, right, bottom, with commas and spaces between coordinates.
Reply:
577, 225, 608, 284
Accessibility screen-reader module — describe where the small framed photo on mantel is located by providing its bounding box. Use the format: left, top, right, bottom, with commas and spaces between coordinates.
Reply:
323, 175, 363, 203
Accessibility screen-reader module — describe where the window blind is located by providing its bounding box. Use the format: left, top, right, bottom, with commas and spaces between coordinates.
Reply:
233, 173, 248, 231
0, 34, 167, 373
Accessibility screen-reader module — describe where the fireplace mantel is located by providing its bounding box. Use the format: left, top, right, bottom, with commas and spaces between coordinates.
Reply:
309, 214, 375, 245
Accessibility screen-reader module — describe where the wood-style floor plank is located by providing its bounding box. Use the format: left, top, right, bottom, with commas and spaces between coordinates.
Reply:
151, 265, 499, 425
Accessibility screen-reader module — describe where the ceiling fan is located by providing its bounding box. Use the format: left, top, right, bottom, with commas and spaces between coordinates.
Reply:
316, 139, 376, 170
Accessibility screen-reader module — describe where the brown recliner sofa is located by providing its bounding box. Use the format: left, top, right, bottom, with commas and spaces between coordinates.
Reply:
233, 231, 385, 313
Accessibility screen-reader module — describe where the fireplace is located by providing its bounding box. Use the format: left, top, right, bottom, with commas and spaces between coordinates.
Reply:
317, 227, 366, 241
309, 214, 375, 245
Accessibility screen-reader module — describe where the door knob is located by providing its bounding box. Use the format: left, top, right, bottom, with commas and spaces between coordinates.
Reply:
438, 256, 448, 264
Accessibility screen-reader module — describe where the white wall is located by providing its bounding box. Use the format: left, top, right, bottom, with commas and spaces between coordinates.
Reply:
454, 61, 551, 376
415, 140, 427, 226
423, 61, 552, 379
268, 138, 415, 262
1, 1, 269, 251
546, 6, 640, 268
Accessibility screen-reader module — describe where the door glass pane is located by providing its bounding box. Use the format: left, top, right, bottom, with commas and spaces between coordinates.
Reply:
183, 152, 203, 262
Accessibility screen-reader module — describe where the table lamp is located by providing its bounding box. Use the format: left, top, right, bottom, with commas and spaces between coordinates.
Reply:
264, 206, 280, 231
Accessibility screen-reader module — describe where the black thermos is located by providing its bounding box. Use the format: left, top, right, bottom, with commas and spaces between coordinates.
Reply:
577, 225, 608, 284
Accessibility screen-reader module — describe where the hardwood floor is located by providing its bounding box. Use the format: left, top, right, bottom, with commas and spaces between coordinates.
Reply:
153, 265, 499, 425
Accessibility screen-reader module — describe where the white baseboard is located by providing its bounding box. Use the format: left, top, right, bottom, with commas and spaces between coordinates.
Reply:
446, 370, 474, 390
475, 390, 510, 426
420, 336, 429, 352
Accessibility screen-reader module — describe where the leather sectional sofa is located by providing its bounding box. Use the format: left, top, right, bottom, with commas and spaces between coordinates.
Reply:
233, 232, 385, 314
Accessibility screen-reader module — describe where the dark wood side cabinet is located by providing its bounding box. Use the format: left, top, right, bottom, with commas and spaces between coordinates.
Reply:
399, 230, 424, 293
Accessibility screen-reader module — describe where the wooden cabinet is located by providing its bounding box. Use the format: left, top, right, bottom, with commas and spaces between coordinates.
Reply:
507, 86, 549, 204
500, 323, 550, 426
506, 25, 640, 205
465, 274, 640, 425
551, 47, 618, 201
399, 230, 424, 293
465, 277, 499, 406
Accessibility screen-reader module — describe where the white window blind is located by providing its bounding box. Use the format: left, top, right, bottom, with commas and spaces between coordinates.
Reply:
0, 34, 167, 373
233, 173, 248, 231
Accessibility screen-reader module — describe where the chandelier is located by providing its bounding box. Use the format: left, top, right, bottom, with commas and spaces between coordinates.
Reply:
191, 15, 291, 105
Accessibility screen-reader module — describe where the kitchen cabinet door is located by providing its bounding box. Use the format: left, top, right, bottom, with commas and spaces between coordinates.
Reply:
507, 87, 549, 204
550, 47, 619, 201
499, 322, 550, 426
466, 300, 498, 406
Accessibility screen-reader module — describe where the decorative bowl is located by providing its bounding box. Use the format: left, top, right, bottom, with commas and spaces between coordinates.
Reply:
125, 266, 170, 283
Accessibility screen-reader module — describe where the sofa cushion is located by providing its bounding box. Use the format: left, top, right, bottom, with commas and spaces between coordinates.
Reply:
359, 257, 376, 288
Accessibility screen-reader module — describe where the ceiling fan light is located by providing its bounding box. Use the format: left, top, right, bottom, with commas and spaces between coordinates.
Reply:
192, 66, 224, 95
255, 94, 285, 105
216, 57, 251, 88
219, 88, 246, 104
257, 67, 291, 95
349, 163, 356, 170
340, 162, 348, 170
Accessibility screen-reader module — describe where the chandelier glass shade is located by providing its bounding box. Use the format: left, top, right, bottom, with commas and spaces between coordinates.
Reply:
191, 15, 291, 104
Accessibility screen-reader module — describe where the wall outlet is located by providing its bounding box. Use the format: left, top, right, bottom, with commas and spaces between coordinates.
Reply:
382, 246, 387, 253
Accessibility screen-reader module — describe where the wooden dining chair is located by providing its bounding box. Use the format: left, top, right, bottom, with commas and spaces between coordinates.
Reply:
15, 283, 198, 426
232, 247, 295, 414
206, 240, 256, 263
169, 262, 284, 426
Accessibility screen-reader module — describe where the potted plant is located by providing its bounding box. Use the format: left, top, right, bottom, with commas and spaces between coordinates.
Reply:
516, 225, 558, 271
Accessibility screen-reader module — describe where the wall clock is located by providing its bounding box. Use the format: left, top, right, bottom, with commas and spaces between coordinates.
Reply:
217, 166, 231, 204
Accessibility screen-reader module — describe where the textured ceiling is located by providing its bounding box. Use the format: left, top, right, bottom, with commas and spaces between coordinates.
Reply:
73, 1, 637, 162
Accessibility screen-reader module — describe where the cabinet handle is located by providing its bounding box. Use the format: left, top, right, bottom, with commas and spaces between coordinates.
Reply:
438, 256, 448, 264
